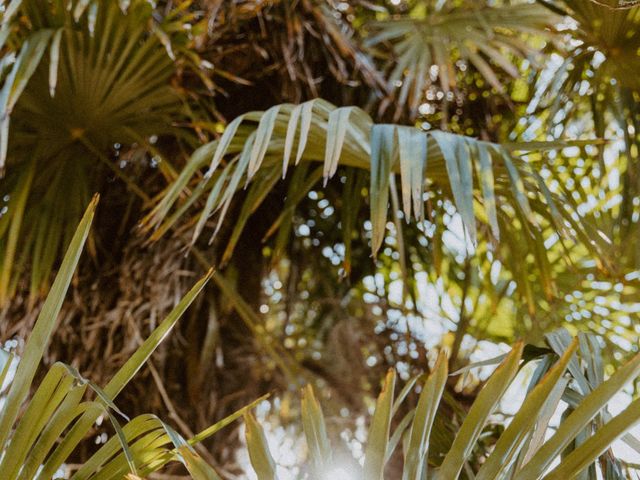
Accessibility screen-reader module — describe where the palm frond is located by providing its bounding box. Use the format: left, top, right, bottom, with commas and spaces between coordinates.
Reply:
244, 331, 640, 479
0, 0, 195, 303
143, 99, 606, 280
530, 1, 640, 247
0, 196, 266, 479
560, 0, 640, 90
365, 3, 558, 119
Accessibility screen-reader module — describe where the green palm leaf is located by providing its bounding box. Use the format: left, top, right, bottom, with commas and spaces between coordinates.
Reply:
143, 99, 604, 286
256, 333, 640, 479
0, 196, 264, 478
0, 0, 195, 304
365, 3, 557, 118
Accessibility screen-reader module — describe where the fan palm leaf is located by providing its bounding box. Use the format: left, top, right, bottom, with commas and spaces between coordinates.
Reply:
558, 0, 640, 91
365, 2, 558, 119
0, 0, 196, 303
143, 99, 607, 288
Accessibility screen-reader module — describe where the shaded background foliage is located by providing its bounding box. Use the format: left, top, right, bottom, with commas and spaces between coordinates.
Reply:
1, 0, 640, 477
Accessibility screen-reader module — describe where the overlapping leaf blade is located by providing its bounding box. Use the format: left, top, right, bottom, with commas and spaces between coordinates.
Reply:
0, 194, 97, 450
403, 351, 448, 480
475, 339, 578, 480
519, 350, 640, 479
436, 341, 523, 479
301, 385, 331, 476
363, 369, 396, 480
245, 412, 277, 480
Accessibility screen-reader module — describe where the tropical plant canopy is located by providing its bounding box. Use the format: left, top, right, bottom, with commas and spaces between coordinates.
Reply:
1, 0, 639, 479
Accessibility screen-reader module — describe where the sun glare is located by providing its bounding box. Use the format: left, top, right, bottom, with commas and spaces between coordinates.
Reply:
322, 465, 359, 480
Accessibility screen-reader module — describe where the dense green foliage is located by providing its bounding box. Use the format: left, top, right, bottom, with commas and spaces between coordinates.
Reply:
1, 0, 640, 478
